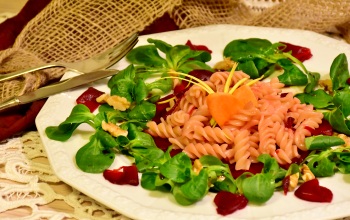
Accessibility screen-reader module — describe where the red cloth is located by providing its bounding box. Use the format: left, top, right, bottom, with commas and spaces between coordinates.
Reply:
0, 100, 46, 140
140, 13, 179, 35
0, 0, 51, 141
0, 0, 52, 50
0, 1, 179, 141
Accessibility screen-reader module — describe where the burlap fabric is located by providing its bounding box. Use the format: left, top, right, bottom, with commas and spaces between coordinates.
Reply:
0, 0, 182, 103
1, 0, 350, 103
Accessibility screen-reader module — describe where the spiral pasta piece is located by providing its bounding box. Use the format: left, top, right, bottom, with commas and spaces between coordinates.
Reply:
272, 149, 292, 165
182, 114, 210, 139
209, 71, 249, 92
184, 84, 207, 107
223, 103, 260, 130
178, 97, 196, 114
192, 126, 235, 144
294, 118, 322, 151
251, 77, 283, 99
146, 121, 182, 138
226, 129, 251, 170
258, 117, 277, 154
273, 123, 295, 164
161, 110, 190, 127
249, 130, 259, 150
169, 136, 191, 149
184, 143, 229, 160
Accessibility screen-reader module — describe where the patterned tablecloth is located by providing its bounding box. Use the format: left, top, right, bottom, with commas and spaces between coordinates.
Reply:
0, 10, 127, 220
0, 131, 128, 219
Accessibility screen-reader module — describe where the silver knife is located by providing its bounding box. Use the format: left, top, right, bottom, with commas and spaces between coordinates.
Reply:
0, 69, 119, 112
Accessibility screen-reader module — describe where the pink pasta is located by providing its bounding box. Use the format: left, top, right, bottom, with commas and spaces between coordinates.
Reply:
145, 71, 323, 171
161, 110, 190, 127
225, 129, 251, 170
184, 84, 207, 107
184, 143, 229, 160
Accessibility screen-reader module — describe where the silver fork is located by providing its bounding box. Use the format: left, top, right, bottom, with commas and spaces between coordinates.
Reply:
0, 32, 138, 82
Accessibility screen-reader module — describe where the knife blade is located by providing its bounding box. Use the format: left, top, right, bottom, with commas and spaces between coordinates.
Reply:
0, 69, 119, 112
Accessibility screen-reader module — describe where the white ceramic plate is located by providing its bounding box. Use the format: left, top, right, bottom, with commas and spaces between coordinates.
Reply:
36, 24, 350, 220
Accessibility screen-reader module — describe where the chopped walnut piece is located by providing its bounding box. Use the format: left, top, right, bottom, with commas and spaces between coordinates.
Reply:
338, 133, 350, 146
96, 93, 109, 103
96, 93, 131, 111
301, 164, 315, 182
101, 121, 128, 137
213, 57, 236, 71
193, 159, 203, 175
288, 172, 300, 191
107, 96, 131, 111
319, 79, 333, 93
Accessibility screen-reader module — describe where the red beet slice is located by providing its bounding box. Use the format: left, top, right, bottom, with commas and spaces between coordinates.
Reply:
294, 179, 333, 203
229, 162, 264, 179
282, 175, 291, 195
103, 165, 139, 186
214, 191, 248, 216
305, 119, 333, 136
76, 87, 104, 112
279, 42, 313, 62
186, 40, 212, 53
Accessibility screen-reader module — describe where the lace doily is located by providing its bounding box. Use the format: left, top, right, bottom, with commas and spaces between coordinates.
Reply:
0, 131, 129, 220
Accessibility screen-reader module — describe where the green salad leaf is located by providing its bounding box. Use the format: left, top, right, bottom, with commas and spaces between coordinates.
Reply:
305, 135, 345, 150
126, 38, 213, 79
295, 53, 350, 135
305, 144, 350, 177
172, 169, 209, 206
330, 53, 350, 91
160, 152, 192, 183
295, 89, 333, 109
276, 58, 308, 86
223, 38, 310, 86
45, 104, 96, 141
240, 173, 275, 204
75, 130, 116, 173
236, 154, 286, 204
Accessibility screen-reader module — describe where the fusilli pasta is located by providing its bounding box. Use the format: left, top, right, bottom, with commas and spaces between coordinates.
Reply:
145, 71, 323, 171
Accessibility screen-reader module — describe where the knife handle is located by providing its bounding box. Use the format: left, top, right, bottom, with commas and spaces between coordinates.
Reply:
0, 97, 20, 112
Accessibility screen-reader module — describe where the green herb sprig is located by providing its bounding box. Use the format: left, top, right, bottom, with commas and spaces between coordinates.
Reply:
296, 53, 350, 135
223, 38, 314, 87
126, 38, 213, 80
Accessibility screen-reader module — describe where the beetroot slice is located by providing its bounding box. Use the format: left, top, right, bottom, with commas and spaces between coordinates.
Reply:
185, 40, 212, 53
229, 162, 263, 179
305, 119, 333, 136
103, 165, 139, 186
214, 191, 248, 216
76, 87, 104, 112
294, 179, 333, 203
279, 42, 313, 62
282, 175, 290, 195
